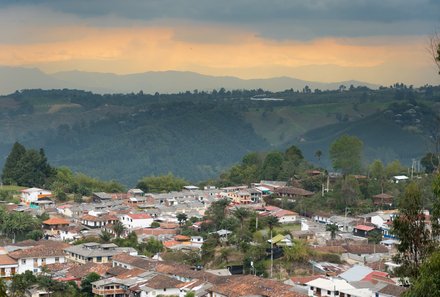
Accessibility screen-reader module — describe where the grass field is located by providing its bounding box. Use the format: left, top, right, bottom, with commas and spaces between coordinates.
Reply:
0, 185, 25, 192
244, 101, 390, 146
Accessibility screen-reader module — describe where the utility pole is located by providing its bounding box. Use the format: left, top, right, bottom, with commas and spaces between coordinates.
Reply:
270, 228, 273, 278
344, 207, 350, 232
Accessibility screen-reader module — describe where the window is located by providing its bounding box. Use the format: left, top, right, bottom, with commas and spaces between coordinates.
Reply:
328, 290, 331, 295
97, 257, 102, 263
22, 259, 26, 264
55, 257, 59, 262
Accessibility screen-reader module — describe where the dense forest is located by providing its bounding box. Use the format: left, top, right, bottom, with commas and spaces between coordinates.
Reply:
0, 84, 439, 185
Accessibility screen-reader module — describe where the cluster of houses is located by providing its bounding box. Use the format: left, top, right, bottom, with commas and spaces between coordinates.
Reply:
0, 177, 412, 297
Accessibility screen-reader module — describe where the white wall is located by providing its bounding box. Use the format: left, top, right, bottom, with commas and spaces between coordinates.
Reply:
17, 256, 65, 274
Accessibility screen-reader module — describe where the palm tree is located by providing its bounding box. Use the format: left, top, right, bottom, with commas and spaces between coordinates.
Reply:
176, 213, 188, 227
112, 221, 125, 238
326, 224, 339, 240
232, 207, 250, 239
314, 150, 322, 162
99, 230, 113, 243
265, 215, 279, 278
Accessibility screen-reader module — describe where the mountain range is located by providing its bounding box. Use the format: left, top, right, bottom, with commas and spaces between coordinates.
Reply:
0, 66, 378, 95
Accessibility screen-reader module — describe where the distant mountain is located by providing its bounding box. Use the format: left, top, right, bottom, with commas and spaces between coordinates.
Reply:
0, 66, 378, 94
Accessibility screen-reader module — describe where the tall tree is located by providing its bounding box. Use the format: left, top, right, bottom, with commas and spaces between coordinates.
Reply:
329, 135, 363, 175
369, 160, 386, 193
112, 221, 125, 238
403, 250, 440, 297
1, 142, 26, 185
232, 207, 250, 239
261, 151, 284, 180
392, 182, 434, 279
326, 224, 339, 240
80, 272, 101, 297
177, 213, 188, 227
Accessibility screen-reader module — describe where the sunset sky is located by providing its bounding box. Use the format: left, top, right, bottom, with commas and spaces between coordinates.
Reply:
1, 0, 439, 86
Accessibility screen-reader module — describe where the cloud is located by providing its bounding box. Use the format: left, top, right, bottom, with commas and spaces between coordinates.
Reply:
0, 0, 438, 39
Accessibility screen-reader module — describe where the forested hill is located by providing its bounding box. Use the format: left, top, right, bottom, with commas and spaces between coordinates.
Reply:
0, 85, 439, 185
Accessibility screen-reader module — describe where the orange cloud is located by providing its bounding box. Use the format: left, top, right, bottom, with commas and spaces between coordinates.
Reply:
0, 24, 435, 85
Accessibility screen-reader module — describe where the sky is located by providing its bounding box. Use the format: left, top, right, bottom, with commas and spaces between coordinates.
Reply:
1, 0, 440, 86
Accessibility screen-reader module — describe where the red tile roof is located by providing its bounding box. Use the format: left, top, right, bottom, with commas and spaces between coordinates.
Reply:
0, 254, 18, 265
355, 225, 375, 231
128, 213, 152, 220
43, 217, 70, 225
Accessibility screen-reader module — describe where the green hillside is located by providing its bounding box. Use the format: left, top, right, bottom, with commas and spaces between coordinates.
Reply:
0, 86, 438, 185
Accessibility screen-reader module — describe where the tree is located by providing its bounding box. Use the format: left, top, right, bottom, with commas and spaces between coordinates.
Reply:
10, 271, 37, 296
184, 292, 196, 297
314, 150, 323, 162
326, 224, 339, 240
232, 207, 250, 240
1, 142, 26, 185
99, 230, 113, 243
112, 221, 125, 238
205, 199, 229, 229
404, 250, 440, 297
265, 215, 279, 278
369, 160, 386, 193
261, 152, 284, 180
0, 279, 6, 297
392, 183, 434, 278
329, 135, 363, 174
80, 272, 101, 297
136, 173, 188, 193
176, 213, 188, 227
421, 152, 439, 173
430, 32, 440, 74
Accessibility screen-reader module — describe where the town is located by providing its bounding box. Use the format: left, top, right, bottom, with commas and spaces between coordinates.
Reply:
1, 147, 436, 297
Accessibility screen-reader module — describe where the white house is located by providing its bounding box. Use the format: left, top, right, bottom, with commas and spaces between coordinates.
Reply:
9, 242, 67, 274
120, 213, 153, 229
273, 209, 298, 223
0, 254, 18, 279
20, 188, 52, 204
306, 277, 357, 297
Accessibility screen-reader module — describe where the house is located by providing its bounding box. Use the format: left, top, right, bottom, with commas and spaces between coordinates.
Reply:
273, 209, 298, 223
273, 187, 314, 200
120, 213, 153, 229
42, 217, 70, 234
59, 226, 82, 242
137, 273, 184, 297
375, 284, 407, 297
353, 225, 377, 238
209, 274, 305, 297
227, 190, 252, 204
9, 241, 69, 274
305, 277, 357, 297
20, 188, 52, 204
338, 265, 373, 282
0, 254, 18, 279
64, 242, 138, 264
392, 175, 409, 183
92, 192, 113, 202
373, 193, 394, 207
257, 180, 288, 191
127, 188, 144, 197
80, 213, 118, 228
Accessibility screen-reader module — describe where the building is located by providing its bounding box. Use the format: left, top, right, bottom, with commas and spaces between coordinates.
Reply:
80, 214, 118, 228
9, 241, 69, 274
0, 254, 18, 279
373, 193, 394, 207
273, 187, 314, 200
64, 243, 138, 264
353, 225, 377, 238
120, 213, 153, 229
20, 188, 52, 204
